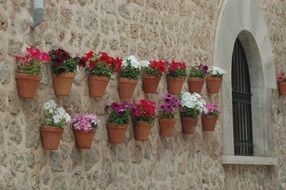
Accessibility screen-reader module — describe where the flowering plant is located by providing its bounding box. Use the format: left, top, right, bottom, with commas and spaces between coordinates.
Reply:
158, 94, 180, 118
43, 100, 71, 128
180, 92, 206, 118
142, 60, 167, 77
208, 66, 226, 77
106, 102, 132, 125
203, 103, 219, 116
16, 47, 50, 75
71, 114, 100, 132
276, 72, 286, 82
167, 61, 187, 78
132, 99, 156, 123
81, 51, 122, 78
49, 48, 80, 74
119, 55, 142, 80
189, 64, 208, 78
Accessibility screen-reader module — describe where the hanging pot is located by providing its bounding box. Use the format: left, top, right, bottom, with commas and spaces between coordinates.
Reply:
201, 115, 218, 131
143, 74, 161, 94
16, 73, 41, 98
88, 75, 110, 97
181, 117, 198, 134
134, 121, 152, 141
167, 77, 185, 95
40, 126, 64, 150
158, 118, 176, 137
118, 77, 138, 99
107, 123, 128, 144
74, 130, 96, 149
52, 72, 75, 96
278, 81, 286, 95
188, 77, 204, 94
206, 76, 223, 94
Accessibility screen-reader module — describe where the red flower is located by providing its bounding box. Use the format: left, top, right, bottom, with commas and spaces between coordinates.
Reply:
150, 60, 167, 73
168, 61, 187, 72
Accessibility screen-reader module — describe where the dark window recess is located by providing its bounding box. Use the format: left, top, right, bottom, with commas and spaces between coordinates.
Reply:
232, 39, 254, 156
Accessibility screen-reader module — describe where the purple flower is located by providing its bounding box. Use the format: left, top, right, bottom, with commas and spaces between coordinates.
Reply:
197, 64, 208, 74
158, 93, 180, 118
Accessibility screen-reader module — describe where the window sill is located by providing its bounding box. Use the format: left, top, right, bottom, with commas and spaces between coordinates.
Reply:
222, 155, 277, 165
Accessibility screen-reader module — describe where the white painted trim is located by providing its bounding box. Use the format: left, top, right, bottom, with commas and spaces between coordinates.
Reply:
222, 155, 277, 166
214, 0, 276, 161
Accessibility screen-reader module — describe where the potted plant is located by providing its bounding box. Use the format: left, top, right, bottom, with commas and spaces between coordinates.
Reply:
188, 64, 208, 93
158, 94, 180, 137
81, 51, 122, 98
167, 61, 187, 95
202, 103, 219, 131
276, 72, 286, 95
49, 49, 79, 96
118, 55, 142, 101
142, 60, 167, 93
206, 66, 226, 94
15, 47, 50, 98
106, 102, 132, 144
71, 114, 100, 149
180, 92, 205, 134
131, 99, 156, 141
40, 100, 71, 150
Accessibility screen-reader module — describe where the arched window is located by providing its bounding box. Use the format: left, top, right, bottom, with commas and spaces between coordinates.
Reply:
232, 39, 253, 156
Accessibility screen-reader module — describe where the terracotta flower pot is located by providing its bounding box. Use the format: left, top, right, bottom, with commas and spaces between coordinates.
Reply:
40, 127, 64, 150
158, 118, 176, 137
188, 77, 205, 94
278, 81, 286, 95
206, 76, 223, 94
181, 117, 199, 134
118, 78, 138, 99
74, 130, 96, 149
16, 73, 41, 98
88, 75, 110, 97
107, 123, 128, 144
201, 115, 218, 131
52, 72, 75, 96
134, 121, 152, 141
143, 74, 161, 94
167, 77, 185, 95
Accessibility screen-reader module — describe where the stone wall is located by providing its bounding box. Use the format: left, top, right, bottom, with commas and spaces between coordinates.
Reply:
0, 0, 285, 189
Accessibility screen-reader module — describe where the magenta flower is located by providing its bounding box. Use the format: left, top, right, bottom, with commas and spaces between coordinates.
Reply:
159, 93, 180, 118
203, 103, 220, 115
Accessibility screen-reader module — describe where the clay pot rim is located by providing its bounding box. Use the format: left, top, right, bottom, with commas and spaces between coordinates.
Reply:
73, 129, 96, 133
52, 72, 75, 78
143, 74, 161, 79
202, 114, 218, 119
107, 123, 128, 129
167, 77, 185, 81
206, 76, 223, 81
188, 77, 205, 81
40, 126, 64, 132
158, 118, 176, 122
181, 116, 199, 121
88, 75, 110, 81
119, 77, 138, 83
16, 72, 41, 79
134, 121, 152, 126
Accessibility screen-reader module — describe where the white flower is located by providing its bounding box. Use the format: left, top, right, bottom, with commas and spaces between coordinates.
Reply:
180, 91, 205, 111
56, 107, 65, 116
208, 66, 226, 76
52, 115, 61, 124
139, 60, 150, 68
64, 113, 71, 122
44, 100, 57, 111
123, 55, 140, 68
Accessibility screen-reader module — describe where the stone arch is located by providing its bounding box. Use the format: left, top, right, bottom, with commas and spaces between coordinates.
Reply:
214, 0, 277, 164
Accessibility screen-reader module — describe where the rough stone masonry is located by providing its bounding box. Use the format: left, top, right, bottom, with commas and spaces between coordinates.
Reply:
0, 0, 286, 189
